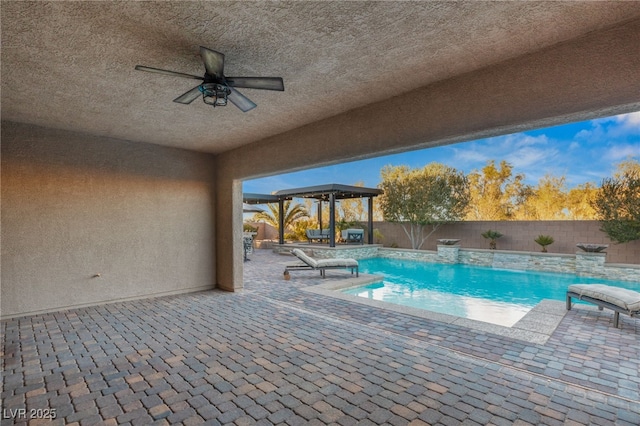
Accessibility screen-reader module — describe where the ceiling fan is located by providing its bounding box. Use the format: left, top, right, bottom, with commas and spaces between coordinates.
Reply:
135, 46, 284, 112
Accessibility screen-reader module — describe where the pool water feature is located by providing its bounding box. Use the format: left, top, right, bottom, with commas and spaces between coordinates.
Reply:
341, 257, 640, 327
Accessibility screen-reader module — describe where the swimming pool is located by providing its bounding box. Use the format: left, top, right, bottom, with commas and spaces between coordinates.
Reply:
342, 257, 640, 327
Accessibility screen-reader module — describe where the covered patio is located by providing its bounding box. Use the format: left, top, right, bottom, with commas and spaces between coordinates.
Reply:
3, 3, 639, 424
244, 184, 383, 247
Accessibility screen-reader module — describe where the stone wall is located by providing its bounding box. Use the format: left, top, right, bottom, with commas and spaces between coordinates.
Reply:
269, 243, 639, 282
377, 248, 439, 262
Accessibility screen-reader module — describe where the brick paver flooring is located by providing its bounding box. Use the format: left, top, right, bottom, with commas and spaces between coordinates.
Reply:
2, 249, 639, 425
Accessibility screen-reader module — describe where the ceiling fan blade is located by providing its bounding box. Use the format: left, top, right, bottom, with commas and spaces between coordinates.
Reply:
228, 87, 257, 112
173, 85, 202, 104
134, 65, 203, 80
226, 77, 284, 91
200, 46, 225, 79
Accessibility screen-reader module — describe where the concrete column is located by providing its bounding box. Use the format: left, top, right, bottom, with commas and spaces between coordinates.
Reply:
215, 179, 243, 291
437, 244, 460, 264
576, 252, 607, 277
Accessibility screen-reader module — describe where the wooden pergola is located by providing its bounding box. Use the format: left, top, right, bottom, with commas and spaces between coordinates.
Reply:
243, 183, 383, 247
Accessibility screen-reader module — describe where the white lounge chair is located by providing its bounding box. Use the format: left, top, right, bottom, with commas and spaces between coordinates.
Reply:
285, 248, 358, 278
567, 284, 640, 328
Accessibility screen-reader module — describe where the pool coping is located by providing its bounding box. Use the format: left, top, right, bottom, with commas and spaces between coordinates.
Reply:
302, 273, 568, 344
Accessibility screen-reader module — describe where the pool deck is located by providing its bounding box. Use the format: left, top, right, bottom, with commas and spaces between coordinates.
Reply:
2, 248, 639, 425
305, 275, 567, 345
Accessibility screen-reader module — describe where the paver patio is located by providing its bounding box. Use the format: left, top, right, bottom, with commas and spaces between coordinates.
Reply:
2, 249, 639, 425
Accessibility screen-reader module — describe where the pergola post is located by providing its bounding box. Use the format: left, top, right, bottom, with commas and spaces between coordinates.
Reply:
329, 193, 336, 247
278, 198, 285, 245
317, 200, 323, 231
368, 196, 374, 244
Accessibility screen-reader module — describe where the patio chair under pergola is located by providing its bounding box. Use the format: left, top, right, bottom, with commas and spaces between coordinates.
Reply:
244, 183, 383, 247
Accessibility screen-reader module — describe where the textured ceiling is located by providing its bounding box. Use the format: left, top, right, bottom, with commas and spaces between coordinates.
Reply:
2, 1, 640, 154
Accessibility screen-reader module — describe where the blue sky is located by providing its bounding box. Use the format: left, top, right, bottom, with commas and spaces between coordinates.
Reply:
244, 111, 639, 194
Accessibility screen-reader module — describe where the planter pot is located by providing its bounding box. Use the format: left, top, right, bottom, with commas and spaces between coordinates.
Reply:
438, 239, 460, 245
576, 243, 608, 253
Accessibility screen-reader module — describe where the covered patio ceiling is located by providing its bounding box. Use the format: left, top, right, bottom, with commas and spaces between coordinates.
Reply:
3, 2, 639, 154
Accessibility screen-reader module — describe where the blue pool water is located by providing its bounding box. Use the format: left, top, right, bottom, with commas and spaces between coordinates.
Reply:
342, 257, 640, 327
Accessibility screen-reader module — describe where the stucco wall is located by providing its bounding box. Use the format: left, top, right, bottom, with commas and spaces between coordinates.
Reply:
372, 221, 640, 265
245, 222, 279, 241
1, 122, 217, 318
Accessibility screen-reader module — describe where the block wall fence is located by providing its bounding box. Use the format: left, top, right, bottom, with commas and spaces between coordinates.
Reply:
371, 221, 640, 265
252, 220, 640, 265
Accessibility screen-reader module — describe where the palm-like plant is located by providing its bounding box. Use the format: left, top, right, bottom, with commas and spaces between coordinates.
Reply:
253, 201, 309, 234
481, 229, 503, 249
534, 235, 554, 252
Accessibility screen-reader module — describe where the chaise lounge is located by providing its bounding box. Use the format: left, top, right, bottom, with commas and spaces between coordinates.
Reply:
285, 248, 359, 278
566, 284, 640, 328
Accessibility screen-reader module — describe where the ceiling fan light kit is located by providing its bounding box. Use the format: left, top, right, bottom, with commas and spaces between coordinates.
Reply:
200, 83, 231, 107
135, 46, 284, 112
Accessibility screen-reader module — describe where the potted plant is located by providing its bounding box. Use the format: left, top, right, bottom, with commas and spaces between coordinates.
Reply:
481, 230, 503, 250
534, 235, 554, 253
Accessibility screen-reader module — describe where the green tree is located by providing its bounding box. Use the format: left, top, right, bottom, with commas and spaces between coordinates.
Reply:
252, 200, 309, 233
592, 163, 640, 243
288, 217, 318, 241
566, 183, 598, 219
337, 182, 367, 222
518, 174, 568, 220
378, 163, 470, 249
467, 160, 525, 220
466, 160, 526, 220
614, 157, 640, 179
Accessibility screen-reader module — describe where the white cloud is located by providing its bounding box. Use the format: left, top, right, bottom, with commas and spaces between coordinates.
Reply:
450, 147, 490, 167
505, 133, 550, 148
579, 110, 640, 141
575, 128, 594, 140
476, 133, 552, 170
601, 144, 640, 162
613, 111, 640, 128
506, 146, 557, 170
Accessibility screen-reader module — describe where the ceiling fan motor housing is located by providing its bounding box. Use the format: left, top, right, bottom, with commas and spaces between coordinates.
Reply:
200, 83, 231, 107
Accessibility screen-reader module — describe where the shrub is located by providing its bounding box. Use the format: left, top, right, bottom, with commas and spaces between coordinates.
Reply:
243, 223, 258, 233
534, 235, 554, 252
592, 168, 640, 243
481, 230, 503, 249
